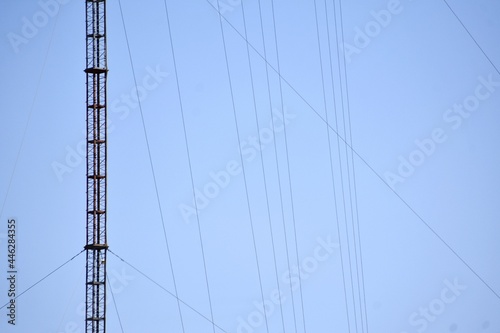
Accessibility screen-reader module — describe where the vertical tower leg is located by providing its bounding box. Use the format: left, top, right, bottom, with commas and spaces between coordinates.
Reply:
84, 1, 108, 333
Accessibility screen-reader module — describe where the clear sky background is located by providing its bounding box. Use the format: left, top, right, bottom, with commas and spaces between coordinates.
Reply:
1, 0, 500, 332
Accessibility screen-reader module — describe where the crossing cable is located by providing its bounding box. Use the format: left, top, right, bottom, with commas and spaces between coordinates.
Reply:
204, 0, 500, 300
0, 250, 84, 310
0, 9, 60, 221
161, 1, 216, 332
240, 1, 287, 332
442, 0, 500, 76
254, 0, 301, 332
268, 0, 308, 330
335, 0, 369, 330
117, 1, 186, 331
108, 250, 230, 333
312, 0, 353, 332
107, 274, 126, 333
215, 1, 271, 332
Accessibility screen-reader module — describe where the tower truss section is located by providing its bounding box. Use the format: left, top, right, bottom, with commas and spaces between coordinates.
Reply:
84, 1, 108, 333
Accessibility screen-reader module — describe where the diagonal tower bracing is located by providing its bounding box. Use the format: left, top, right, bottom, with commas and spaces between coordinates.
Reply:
84, 1, 108, 333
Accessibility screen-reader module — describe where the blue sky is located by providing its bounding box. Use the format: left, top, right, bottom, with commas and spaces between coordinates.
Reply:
1, 0, 500, 332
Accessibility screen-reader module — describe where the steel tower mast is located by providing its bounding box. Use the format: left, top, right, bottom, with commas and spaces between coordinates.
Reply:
84, 0, 108, 332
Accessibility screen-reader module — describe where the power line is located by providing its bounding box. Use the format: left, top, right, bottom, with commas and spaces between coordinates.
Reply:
204, 0, 500, 300
240, 1, 287, 331
331, 4, 363, 330
321, 0, 361, 331
254, 1, 301, 331
268, 0, 309, 330
335, 0, 369, 330
314, 0, 353, 331
329, 0, 369, 330
117, 1, 186, 330
215, 0, 271, 332
161, 1, 218, 332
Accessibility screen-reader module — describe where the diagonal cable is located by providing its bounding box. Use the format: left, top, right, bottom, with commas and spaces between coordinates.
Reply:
108, 250, 230, 333
0, 250, 84, 310
442, 0, 500, 76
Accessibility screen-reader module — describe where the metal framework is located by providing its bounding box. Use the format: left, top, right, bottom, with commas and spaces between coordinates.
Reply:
84, 0, 108, 332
